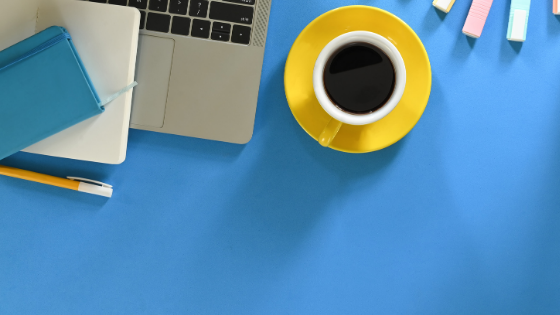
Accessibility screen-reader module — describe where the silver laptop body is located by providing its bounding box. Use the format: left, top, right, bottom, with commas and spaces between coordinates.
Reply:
93, 0, 271, 144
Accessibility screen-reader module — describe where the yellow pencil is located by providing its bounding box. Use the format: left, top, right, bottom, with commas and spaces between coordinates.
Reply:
0, 165, 113, 198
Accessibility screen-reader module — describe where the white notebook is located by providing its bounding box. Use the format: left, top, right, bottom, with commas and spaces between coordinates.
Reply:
0, 0, 140, 164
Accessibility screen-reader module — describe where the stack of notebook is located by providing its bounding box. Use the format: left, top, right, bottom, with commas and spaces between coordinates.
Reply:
0, 0, 140, 164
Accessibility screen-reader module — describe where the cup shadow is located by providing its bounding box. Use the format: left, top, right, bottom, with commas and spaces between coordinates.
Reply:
176, 59, 460, 313
176, 59, 407, 312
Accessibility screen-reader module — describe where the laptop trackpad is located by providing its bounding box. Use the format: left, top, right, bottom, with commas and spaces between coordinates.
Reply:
131, 35, 174, 128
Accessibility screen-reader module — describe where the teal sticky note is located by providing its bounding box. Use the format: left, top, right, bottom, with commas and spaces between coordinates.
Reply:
507, 0, 531, 41
0, 26, 104, 160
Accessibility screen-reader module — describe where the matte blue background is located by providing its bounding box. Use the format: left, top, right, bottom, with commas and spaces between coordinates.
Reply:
1, 0, 560, 314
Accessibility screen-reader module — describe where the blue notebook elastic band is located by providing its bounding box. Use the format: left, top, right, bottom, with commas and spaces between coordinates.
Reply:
101, 81, 138, 106
0, 33, 71, 73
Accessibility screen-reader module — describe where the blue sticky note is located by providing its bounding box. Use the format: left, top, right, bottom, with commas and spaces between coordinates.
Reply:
0, 26, 103, 160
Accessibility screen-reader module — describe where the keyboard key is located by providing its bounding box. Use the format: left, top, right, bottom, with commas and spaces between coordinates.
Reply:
149, 0, 169, 12
224, 0, 255, 5
191, 19, 211, 38
169, 0, 188, 15
211, 32, 230, 42
189, 0, 209, 18
213, 22, 231, 33
109, 0, 127, 5
231, 25, 251, 45
209, 2, 254, 25
147, 13, 171, 33
171, 16, 191, 35
139, 10, 146, 29
128, 0, 147, 9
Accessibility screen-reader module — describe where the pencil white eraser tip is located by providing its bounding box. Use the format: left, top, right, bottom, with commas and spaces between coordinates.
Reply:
79, 182, 113, 198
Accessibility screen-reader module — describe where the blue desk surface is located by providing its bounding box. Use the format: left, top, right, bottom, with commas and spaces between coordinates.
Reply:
2, 1, 560, 314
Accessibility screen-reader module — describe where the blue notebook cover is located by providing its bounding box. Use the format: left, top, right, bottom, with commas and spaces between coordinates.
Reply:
0, 26, 104, 160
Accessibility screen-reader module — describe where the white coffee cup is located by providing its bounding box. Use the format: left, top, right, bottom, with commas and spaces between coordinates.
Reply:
313, 31, 407, 147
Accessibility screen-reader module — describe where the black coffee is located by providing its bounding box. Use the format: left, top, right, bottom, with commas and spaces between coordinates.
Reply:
323, 42, 396, 114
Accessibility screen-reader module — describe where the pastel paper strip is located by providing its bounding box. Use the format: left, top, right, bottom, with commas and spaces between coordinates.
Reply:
507, 0, 530, 42
463, 0, 494, 38
433, 0, 456, 13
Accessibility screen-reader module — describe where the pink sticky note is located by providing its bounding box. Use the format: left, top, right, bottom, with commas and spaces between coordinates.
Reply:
462, 0, 494, 38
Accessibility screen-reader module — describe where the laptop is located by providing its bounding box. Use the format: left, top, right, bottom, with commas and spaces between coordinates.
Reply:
89, 0, 272, 144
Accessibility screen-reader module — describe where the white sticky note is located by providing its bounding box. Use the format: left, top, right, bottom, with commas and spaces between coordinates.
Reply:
434, 0, 453, 12
555, 0, 560, 14
510, 9, 527, 42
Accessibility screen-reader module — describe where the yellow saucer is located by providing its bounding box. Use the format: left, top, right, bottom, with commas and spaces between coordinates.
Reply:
285, 6, 432, 153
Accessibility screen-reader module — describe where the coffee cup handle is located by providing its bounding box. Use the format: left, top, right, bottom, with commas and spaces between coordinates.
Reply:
319, 118, 343, 147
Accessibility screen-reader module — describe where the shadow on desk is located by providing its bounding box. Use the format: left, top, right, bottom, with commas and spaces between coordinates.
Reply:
167, 59, 457, 311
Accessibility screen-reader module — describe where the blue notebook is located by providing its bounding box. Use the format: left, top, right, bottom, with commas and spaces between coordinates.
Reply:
0, 26, 104, 160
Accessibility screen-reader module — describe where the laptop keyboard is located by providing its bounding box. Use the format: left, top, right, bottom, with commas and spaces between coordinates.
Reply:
89, 0, 254, 45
